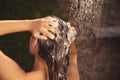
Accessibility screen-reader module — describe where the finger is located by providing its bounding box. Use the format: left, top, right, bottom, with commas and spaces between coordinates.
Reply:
42, 17, 58, 27
48, 21, 58, 28
33, 31, 47, 40
67, 22, 70, 26
67, 22, 71, 28
33, 38, 38, 48
44, 16, 57, 22
40, 28, 55, 39
40, 21, 57, 33
39, 22, 56, 34
72, 37, 76, 42
45, 25, 56, 33
41, 16, 53, 22
71, 27, 77, 35
43, 20, 58, 28
39, 35, 48, 40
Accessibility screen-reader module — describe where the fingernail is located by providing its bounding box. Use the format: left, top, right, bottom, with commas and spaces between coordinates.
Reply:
44, 37, 47, 40
52, 20, 57, 22
51, 35, 55, 39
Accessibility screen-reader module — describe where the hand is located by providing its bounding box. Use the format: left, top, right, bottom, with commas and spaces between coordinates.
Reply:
31, 16, 58, 40
67, 22, 77, 42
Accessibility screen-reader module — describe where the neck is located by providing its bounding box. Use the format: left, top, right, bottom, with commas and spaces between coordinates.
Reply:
32, 54, 49, 80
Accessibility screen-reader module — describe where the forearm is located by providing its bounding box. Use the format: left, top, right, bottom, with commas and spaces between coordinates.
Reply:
67, 42, 80, 80
69, 42, 78, 66
67, 65, 80, 80
0, 20, 33, 36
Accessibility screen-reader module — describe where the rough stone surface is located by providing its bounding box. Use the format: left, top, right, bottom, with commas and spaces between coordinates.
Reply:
69, 0, 120, 80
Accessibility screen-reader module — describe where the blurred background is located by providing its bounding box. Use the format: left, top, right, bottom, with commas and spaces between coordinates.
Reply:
0, 0, 120, 80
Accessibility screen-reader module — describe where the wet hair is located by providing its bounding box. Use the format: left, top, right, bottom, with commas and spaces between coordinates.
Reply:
38, 16, 74, 80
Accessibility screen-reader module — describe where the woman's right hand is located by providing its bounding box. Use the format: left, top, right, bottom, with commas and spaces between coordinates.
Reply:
31, 16, 58, 40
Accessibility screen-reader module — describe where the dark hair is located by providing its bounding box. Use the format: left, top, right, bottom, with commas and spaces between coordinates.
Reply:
38, 16, 74, 80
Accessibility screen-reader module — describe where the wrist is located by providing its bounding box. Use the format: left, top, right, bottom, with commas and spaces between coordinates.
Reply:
26, 19, 35, 32
20, 19, 34, 32
29, 19, 42, 32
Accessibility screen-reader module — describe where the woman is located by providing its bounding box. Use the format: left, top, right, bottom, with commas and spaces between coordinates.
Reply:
0, 16, 80, 80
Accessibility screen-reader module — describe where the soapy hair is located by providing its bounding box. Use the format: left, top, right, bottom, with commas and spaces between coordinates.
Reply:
38, 16, 74, 80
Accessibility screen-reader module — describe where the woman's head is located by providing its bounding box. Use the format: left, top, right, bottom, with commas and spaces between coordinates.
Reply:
36, 16, 76, 80
29, 16, 76, 80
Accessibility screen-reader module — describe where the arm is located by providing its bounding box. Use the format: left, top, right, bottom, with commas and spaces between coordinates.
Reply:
0, 36, 48, 80
0, 16, 56, 39
0, 20, 32, 36
0, 17, 57, 80
0, 50, 48, 80
0, 50, 26, 80
67, 42, 80, 80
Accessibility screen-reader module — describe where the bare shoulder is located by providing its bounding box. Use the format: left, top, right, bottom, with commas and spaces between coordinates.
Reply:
0, 50, 26, 80
0, 50, 3, 54
26, 70, 47, 80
